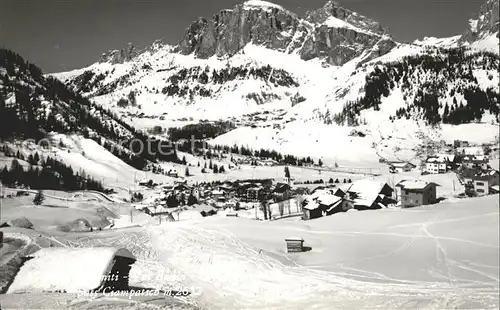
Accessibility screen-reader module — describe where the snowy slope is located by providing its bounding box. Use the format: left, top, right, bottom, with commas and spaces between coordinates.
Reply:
470, 33, 500, 53
134, 195, 499, 309
413, 35, 461, 48
243, 0, 285, 12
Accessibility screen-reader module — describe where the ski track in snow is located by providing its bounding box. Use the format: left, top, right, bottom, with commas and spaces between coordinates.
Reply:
60, 221, 499, 309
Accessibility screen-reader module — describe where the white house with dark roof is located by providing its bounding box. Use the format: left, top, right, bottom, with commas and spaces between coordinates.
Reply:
425, 156, 450, 174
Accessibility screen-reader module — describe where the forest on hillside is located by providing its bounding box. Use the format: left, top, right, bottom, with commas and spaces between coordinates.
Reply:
332, 48, 500, 126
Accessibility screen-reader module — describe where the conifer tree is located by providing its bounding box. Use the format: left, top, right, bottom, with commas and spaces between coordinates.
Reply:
33, 190, 44, 205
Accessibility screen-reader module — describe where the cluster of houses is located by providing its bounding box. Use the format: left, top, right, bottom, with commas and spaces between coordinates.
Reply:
387, 140, 497, 177
136, 178, 309, 218
424, 150, 498, 196
302, 178, 441, 220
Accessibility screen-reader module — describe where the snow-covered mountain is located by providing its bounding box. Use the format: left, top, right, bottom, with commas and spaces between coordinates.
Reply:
176, 0, 396, 66
414, 0, 499, 52
49, 0, 499, 163
460, 0, 499, 53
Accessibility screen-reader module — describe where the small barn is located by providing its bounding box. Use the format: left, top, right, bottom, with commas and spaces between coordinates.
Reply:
193, 204, 218, 217
7, 247, 136, 294
285, 237, 304, 253
167, 169, 179, 178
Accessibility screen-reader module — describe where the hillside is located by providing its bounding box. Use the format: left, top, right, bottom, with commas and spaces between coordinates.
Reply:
0, 48, 206, 195
0, 48, 192, 170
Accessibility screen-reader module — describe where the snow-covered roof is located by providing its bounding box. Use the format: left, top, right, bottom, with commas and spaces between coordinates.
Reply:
397, 180, 440, 191
348, 179, 388, 195
435, 154, 456, 162
474, 169, 500, 180
317, 194, 342, 206
285, 237, 304, 241
348, 180, 391, 207
390, 162, 415, 168
377, 202, 387, 209
192, 204, 217, 213
463, 155, 486, 162
8, 247, 135, 294
459, 146, 484, 155
247, 186, 262, 191
427, 157, 446, 163
303, 201, 320, 210
177, 210, 204, 221
308, 188, 330, 200
154, 205, 170, 213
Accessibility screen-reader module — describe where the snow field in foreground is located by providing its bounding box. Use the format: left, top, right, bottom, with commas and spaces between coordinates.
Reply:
141, 195, 499, 309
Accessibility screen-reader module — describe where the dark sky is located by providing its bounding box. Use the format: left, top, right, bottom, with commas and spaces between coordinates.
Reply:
0, 0, 485, 73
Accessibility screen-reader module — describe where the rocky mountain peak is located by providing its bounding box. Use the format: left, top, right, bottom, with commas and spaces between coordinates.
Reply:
99, 42, 137, 64
305, 0, 389, 36
176, 0, 395, 66
461, 0, 499, 43
176, 1, 300, 59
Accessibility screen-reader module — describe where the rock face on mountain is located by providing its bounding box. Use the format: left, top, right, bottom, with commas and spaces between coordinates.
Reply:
304, 1, 388, 35
177, 0, 395, 65
100, 42, 137, 64
177, 3, 300, 59
461, 0, 499, 43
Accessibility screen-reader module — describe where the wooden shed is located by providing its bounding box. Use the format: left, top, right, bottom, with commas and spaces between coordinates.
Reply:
285, 237, 304, 253
98, 249, 136, 292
